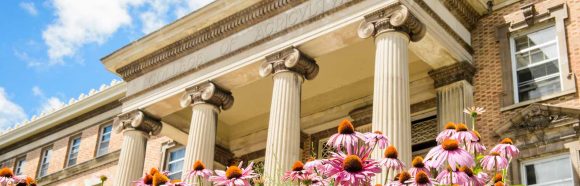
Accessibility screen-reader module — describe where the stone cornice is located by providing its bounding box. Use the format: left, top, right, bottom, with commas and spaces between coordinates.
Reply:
115, 0, 309, 81
358, 3, 426, 42
439, 0, 480, 30
428, 61, 476, 88
503, 0, 567, 32
180, 81, 234, 110
113, 110, 162, 135
259, 47, 319, 80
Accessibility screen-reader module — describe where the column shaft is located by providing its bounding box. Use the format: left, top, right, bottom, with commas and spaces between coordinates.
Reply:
263, 72, 303, 185
436, 80, 474, 129
182, 104, 218, 183
114, 130, 148, 186
371, 31, 412, 182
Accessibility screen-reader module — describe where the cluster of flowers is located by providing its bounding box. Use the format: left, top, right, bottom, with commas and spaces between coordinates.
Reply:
134, 107, 519, 186
0, 167, 37, 186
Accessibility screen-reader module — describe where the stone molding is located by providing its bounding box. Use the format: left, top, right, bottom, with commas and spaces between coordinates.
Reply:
180, 81, 234, 110
438, 0, 480, 30
113, 110, 162, 135
259, 47, 319, 80
358, 3, 426, 42
503, 0, 566, 31
37, 150, 121, 185
428, 61, 476, 88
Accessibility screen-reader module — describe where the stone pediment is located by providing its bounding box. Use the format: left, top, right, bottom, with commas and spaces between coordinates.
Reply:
495, 103, 580, 136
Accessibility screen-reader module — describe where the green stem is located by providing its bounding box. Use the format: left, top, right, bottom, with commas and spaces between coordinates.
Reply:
383, 168, 391, 185
449, 169, 453, 185
472, 116, 477, 131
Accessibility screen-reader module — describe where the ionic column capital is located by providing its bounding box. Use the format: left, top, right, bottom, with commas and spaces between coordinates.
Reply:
259, 47, 319, 80
113, 110, 162, 135
180, 81, 234, 110
358, 3, 426, 42
428, 61, 476, 89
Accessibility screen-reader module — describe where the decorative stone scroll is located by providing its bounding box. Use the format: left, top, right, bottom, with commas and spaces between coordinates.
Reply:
259, 47, 319, 80
357, 3, 426, 41
113, 110, 162, 135
180, 81, 234, 110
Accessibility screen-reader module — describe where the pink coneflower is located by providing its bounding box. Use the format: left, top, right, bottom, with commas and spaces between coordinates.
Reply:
452, 123, 477, 142
304, 157, 325, 172
490, 138, 520, 158
283, 161, 312, 182
436, 122, 457, 143
209, 162, 258, 186
327, 120, 365, 152
380, 146, 405, 171
425, 139, 474, 170
187, 160, 213, 180
460, 166, 487, 186
467, 130, 486, 154
303, 174, 329, 186
436, 166, 469, 185
480, 151, 509, 171
0, 167, 15, 185
326, 146, 381, 185
409, 171, 436, 186
409, 156, 430, 176
365, 131, 390, 149
386, 171, 412, 186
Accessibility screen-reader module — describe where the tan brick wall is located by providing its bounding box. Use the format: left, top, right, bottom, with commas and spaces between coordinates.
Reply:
23, 148, 41, 178
49, 137, 69, 174
472, 0, 580, 147
142, 136, 172, 175
78, 125, 99, 163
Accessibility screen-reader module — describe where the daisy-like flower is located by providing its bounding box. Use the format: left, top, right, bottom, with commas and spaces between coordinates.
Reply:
386, 171, 412, 186
283, 161, 311, 182
365, 131, 390, 149
302, 174, 329, 186
492, 173, 503, 183
424, 139, 474, 170
14, 176, 37, 186
326, 146, 381, 185
460, 166, 487, 186
304, 157, 325, 172
467, 130, 486, 154
0, 167, 15, 185
480, 151, 509, 171
187, 160, 213, 180
464, 107, 486, 118
490, 138, 520, 158
435, 166, 469, 185
209, 161, 257, 186
409, 171, 436, 186
134, 167, 170, 186
452, 123, 477, 142
436, 122, 457, 143
409, 156, 429, 176
326, 119, 365, 152
380, 146, 405, 171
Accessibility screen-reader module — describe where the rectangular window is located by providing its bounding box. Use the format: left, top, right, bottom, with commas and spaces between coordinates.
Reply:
14, 156, 26, 175
38, 147, 52, 177
165, 147, 185, 180
96, 124, 113, 157
67, 136, 81, 167
521, 154, 573, 186
511, 25, 561, 102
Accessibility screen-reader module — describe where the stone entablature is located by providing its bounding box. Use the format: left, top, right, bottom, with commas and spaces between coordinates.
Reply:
438, 0, 481, 30
428, 61, 476, 88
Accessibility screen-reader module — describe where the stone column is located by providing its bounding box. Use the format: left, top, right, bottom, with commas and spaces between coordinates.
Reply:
112, 110, 162, 186
180, 82, 233, 183
358, 3, 425, 183
428, 61, 476, 129
259, 47, 319, 185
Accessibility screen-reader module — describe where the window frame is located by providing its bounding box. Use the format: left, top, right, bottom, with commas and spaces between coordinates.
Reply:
164, 146, 186, 181
13, 156, 26, 176
520, 154, 573, 186
66, 135, 82, 167
37, 146, 52, 178
96, 124, 113, 157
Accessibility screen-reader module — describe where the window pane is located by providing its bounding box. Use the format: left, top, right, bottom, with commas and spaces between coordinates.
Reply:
518, 76, 561, 101
527, 26, 556, 48
516, 52, 530, 68
524, 156, 573, 186
515, 36, 529, 51
165, 147, 185, 181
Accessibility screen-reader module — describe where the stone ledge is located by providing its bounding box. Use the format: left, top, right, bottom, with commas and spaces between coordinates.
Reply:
37, 150, 121, 185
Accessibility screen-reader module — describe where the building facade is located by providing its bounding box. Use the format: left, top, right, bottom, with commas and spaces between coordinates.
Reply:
1, 0, 579, 185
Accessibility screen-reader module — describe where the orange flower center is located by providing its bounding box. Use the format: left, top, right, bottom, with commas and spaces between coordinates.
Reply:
149, 167, 160, 176
0, 167, 14, 178
412, 156, 425, 168
384, 146, 398, 159
441, 139, 459, 150
493, 173, 503, 183
226, 166, 243, 179
343, 155, 363, 173
193, 160, 206, 171
444, 122, 457, 130
292, 161, 304, 171
494, 181, 505, 186
398, 171, 411, 183
460, 166, 474, 177
415, 171, 430, 184
152, 173, 169, 186
490, 151, 501, 156
338, 120, 355, 134
500, 138, 513, 144
143, 174, 153, 185
455, 123, 469, 132
373, 131, 383, 135
472, 130, 482, 139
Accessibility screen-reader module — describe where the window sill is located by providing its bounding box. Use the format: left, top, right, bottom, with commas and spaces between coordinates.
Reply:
500, 89, 576, 112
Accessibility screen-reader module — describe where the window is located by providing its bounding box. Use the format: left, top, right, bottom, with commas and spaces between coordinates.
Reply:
14, 156, 25, 175
38, 147, 52, 177
511, 25, 561, 102
67, 136, 81, 167
165, 147, 185, 180
96, 124, 112, 156
521, 155, 573, 186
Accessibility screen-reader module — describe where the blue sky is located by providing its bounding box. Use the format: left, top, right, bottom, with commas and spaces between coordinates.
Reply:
0, 0, 212, 130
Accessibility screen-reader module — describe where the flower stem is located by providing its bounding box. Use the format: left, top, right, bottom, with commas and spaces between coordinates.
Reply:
383, 168, 390, 185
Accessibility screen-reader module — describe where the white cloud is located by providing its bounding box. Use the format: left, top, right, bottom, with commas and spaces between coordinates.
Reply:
20, 2, 38, 16
39, 97, 66, 114
32, 86, 43, 97
14, 49, 43, 67
175, 0, 214, 18
0, 87, 28, 130
139, 0, 178, 34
